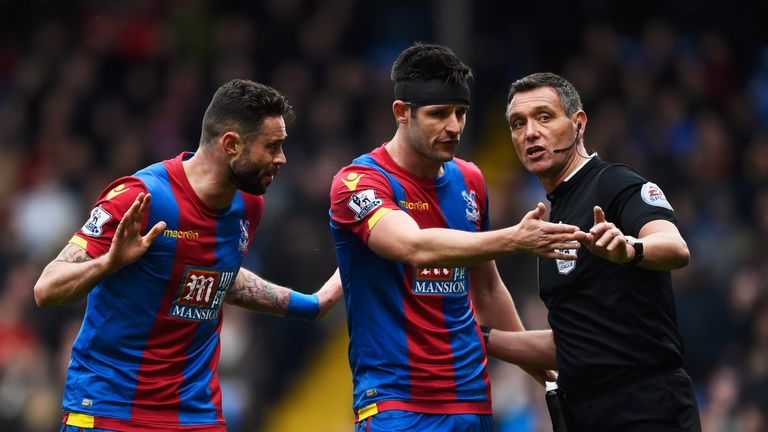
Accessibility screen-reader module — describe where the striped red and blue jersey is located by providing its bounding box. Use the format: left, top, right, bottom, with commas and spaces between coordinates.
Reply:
63, 152, 262, 431
329, 144, 492, 419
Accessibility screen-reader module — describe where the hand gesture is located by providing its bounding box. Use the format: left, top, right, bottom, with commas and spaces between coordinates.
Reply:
513, 203, 589, 260
583, 206, 632, 264
105, 193, 166, 273
315, 268, 343, 319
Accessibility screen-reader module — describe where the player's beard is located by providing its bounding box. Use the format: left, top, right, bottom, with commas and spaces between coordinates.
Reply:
229, 154, 272, 196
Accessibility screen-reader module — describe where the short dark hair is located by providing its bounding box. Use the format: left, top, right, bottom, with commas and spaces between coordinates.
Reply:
200, 79, 294, 146
391, 42, 473, 85
506, 72, 582, 116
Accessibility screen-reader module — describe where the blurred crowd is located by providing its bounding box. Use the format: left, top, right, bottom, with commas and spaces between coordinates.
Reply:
1, 1, 766, 431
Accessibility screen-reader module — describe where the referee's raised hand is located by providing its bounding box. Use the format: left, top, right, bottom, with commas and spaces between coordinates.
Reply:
584, 206, 632, 264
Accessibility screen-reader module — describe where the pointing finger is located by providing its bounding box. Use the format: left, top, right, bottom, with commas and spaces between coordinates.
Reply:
593, 206, 606, 225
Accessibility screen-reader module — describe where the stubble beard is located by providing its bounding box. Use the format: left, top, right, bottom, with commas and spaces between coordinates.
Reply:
229, 157, 268, 196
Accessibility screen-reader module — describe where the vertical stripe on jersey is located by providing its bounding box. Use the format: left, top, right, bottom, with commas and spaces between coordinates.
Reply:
335, 155, 415, 407
69, 170, 178, 421
437, 161, 490, 400
131, 165, 214, 424
392, 167, 458, 401
338, 231, 410, 408
176, 192, 247, 423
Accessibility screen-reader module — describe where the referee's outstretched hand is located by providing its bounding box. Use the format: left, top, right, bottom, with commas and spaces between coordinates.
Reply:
583, 206, 632, 264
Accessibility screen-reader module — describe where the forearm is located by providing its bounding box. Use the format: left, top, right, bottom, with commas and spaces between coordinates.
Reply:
226, 268, 322, 319
34, 251, 111, 307
368, 208, 583, 268
634, 231, 690, 271
226, 268, 292, 315
405, 227, 518, 267
487, 329, 557, 369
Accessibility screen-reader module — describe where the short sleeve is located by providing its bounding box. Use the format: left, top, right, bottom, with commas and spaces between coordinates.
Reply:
71, 177, 149, 258
329, 165, 402, 243
599, 165, 677, 236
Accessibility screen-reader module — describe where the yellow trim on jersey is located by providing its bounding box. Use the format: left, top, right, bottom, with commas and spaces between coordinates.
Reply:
70, 235, 88, 250
66, 413, 95, 428
356, 403, 379, 421
367, 207, 392, 230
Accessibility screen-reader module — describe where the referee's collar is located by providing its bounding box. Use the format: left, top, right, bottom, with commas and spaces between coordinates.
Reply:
546, 154, 600, 201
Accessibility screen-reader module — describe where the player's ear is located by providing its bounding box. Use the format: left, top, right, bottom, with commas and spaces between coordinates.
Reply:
393, 100, 410, 124
221, 132, 242, 156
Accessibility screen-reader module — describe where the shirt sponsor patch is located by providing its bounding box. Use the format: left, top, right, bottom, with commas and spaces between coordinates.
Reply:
413, 266, 468, 295
640, 182, 673, 211
81, 206, 112, 237
170, 267, 236, 321
347, 189, 383, 220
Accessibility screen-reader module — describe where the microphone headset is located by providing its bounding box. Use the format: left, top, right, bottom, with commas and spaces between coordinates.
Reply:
553, 122, 582, 153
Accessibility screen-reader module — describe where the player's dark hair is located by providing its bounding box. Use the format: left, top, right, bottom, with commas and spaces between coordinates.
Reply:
200, 79, 294, 146
391, 42, 473, 85
506, 72, 582, 116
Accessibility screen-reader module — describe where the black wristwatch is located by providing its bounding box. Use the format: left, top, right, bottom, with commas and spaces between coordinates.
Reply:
623, 236, 644, 266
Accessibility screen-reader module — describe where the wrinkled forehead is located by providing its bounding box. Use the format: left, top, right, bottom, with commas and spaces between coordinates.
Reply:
506, 87, 562, 119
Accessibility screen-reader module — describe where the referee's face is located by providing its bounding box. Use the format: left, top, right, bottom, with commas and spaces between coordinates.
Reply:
507, 87, 578, 185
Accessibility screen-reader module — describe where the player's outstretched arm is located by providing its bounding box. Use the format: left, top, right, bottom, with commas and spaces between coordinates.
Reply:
367, 202, 587, 268
34, 193, 166, 307
226, 267, 342, 320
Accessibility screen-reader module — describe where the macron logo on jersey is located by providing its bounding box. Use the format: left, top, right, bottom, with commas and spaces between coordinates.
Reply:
341, 172, 364, 191
414, 267, 468, 295
170, 267, 235, 321
106, 184, 130, 200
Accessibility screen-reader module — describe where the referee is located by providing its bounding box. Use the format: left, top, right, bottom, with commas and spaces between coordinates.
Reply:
490, 72, 702, 431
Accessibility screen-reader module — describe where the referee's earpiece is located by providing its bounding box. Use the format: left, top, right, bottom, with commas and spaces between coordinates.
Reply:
553, 122, 583, 153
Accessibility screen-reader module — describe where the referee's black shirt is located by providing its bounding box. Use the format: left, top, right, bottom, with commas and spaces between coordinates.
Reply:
539, 156, 684, 397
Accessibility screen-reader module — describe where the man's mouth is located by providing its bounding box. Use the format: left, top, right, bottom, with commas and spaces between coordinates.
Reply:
526, 145, 546, 157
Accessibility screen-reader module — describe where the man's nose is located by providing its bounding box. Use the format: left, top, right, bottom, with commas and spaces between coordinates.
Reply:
445, 113, 462, 134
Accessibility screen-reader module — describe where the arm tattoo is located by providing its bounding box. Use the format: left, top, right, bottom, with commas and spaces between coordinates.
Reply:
39, 243, 94, 280
227, 271, 289, 313
56, 243, 93, 264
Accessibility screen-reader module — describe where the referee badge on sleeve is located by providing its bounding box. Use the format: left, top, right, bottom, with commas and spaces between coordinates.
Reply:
640, 182, 673, 211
